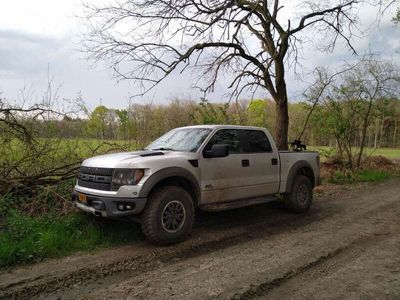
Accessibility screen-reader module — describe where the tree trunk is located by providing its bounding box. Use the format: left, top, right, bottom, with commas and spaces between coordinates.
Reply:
393, 120, 397, 148
379, 117, 384, 148
374, 118, 379, 149
275, 100, 289, 150
356, 100, 373, 168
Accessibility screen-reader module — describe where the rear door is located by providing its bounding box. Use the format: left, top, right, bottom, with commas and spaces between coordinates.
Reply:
241, 129, 280, 195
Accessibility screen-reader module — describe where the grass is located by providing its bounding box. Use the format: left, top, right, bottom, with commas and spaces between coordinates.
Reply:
330, 169, 394, 184
357, 169, 392, 182
0, 137, 145, 269
309, 146, 400, 159
0, 211, 142, 268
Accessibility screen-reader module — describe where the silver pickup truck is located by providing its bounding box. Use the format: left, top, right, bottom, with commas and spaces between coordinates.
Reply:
73, 125, 320, 245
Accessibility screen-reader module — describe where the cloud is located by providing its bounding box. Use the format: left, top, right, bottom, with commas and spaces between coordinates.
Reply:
0, 2, 399, 108
0, 29, 64, 76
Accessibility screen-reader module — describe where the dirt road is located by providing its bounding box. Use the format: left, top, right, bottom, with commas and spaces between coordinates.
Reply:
1, 179, 400, 299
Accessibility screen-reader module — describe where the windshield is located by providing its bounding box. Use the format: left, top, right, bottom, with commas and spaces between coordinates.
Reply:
145, 128, 212, 152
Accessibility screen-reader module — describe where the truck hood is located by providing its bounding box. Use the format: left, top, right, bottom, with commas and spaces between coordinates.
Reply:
81, 150, 195, 169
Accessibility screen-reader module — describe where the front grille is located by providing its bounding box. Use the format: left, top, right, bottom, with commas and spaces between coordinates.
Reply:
77, 166, 114, 191
79, 166, 114, 176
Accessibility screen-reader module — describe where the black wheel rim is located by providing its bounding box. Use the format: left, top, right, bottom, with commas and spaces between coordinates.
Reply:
297, 184, 310, 206
161, 200, 186, 233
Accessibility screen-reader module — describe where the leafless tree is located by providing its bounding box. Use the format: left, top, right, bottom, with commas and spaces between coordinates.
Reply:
81, 0, 369, 149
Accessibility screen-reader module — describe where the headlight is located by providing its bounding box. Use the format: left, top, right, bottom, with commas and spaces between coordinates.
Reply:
111, 169, 145, 190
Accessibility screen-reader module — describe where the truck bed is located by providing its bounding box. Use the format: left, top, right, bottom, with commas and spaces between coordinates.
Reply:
278, 151, 320, 193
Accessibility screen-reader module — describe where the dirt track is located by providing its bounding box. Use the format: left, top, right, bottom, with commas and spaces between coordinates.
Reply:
1, 179, 400, 299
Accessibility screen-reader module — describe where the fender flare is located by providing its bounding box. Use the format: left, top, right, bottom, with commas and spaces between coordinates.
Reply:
285, 160, 315, 193
138, 167, 200, 201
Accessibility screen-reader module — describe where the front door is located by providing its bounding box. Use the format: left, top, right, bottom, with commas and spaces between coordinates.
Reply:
199, 129, 252, 204
199, 128, 280, 204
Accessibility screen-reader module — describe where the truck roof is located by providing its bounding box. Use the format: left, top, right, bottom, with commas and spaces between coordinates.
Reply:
176, 125, 267, 130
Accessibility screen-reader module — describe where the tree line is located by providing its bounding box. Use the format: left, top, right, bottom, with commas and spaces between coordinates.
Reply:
40, 97, 400, 155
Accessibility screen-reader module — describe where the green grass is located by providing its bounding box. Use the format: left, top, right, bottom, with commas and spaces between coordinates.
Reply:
357, 169, 391, 182
330, 169, 394, 184
0, 137, 140, 165
0, 137, 144, 269
0, 211, 142, 268
309, 146, 400, 159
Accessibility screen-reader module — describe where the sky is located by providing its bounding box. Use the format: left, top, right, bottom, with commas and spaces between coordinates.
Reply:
0, 1, 399, 110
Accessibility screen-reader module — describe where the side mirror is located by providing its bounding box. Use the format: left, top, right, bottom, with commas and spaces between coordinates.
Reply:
204, 144, 229, 158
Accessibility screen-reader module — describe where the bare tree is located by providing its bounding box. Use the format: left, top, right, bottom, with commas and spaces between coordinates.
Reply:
82, 0, 367, 149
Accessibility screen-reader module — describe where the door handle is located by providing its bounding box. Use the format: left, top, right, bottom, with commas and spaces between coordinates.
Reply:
242, 159, 250, 167
271, 158, 278, 165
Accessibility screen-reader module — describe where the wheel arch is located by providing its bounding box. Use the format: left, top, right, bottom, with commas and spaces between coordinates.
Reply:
139, 167, 200, 206
285, 160, 316, 193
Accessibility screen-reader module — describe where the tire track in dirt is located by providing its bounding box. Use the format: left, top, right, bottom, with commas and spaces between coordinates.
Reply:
54, 180, 400, 300
250, 234, 400, 300
231, 236, 378, 300
233, 233, 393, 299
18, 207, 333, 300
1, 180, 399, 300
0, 211, 325, 300
0, 186, 341, 299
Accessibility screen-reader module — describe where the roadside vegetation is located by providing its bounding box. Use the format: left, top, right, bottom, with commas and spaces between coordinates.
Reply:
0, 207, 141, 267
0, 180, 142, 267
323, 157, 400, 184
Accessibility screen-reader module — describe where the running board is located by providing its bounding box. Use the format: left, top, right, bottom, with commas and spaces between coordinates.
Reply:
200, 195, 278, 212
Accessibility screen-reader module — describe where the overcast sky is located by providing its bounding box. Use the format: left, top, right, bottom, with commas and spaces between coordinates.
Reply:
0, 1, 399, 110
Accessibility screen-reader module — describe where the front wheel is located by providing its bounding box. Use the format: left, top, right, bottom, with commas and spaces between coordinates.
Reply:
141, 186, 194, 245
283, 175, 313, 213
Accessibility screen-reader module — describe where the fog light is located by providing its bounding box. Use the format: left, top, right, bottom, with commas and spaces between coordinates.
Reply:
117, 203, 125, 211
125, 204, 134, 210
92, 201, 104, 210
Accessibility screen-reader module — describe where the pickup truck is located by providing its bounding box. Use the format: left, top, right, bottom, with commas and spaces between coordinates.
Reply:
73, 125, 320, 245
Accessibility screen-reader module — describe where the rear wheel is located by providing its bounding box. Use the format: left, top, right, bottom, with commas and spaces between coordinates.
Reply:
283, 175, 313, 213
141, 186, 194, 245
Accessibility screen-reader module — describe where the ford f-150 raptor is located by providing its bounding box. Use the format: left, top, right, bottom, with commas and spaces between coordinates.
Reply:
73, 125, 320, 245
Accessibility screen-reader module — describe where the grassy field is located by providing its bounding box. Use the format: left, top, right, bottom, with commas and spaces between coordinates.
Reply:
309, 146, 400, 159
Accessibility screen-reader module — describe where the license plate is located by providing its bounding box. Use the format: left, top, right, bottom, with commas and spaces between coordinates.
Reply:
78, 193, 87, 203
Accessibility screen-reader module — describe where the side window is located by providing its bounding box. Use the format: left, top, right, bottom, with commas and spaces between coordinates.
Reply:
204, 129, 244, 154
245, 130, 272, 153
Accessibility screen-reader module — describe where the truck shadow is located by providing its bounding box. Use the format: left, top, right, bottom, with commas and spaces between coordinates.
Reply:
194, 198, 340, 233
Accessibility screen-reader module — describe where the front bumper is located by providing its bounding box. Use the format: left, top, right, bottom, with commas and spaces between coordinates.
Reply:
72, 191, 147, 218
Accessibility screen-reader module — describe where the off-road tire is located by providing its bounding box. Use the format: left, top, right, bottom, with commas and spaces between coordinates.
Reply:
141, 186, 195, 245
283, 175, 313, 213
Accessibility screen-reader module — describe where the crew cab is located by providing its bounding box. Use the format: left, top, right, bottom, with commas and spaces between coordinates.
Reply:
73, 125, 320, 245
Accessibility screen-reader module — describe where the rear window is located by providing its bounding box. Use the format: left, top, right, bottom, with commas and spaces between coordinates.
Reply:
244, 130, 272, 153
